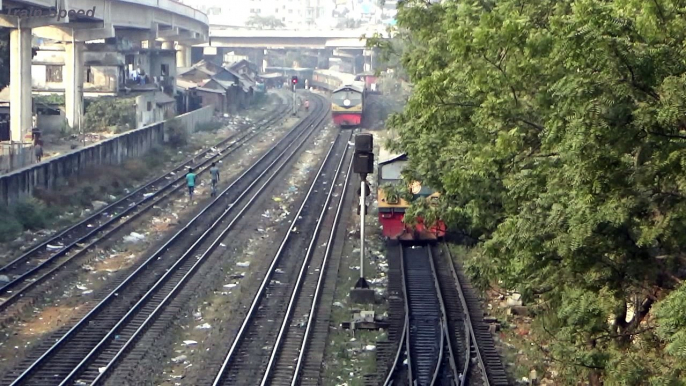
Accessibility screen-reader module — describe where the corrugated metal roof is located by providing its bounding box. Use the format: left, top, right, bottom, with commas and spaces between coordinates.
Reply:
154, 92, 175, 105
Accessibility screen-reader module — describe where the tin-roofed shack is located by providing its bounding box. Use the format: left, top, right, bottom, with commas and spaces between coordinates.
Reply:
176, 59, 257, 115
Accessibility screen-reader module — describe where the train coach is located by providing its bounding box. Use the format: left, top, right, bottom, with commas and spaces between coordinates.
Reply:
355, 72, 380, 94
377, 153, 446, 241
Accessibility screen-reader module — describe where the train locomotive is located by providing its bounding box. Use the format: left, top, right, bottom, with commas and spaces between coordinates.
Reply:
312, 69, 367, 128
331, 83, 365, 127
377, 153, 446, 241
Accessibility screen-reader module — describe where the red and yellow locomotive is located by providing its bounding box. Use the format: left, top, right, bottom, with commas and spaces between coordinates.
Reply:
377, 153, 446, 240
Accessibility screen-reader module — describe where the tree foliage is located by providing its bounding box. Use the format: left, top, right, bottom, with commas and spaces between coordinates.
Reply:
246, 15, 285, 29
373, 0, 686, 383
83, 98, 135, 133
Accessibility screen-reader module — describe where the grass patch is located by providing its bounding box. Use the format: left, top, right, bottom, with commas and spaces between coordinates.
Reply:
0, 143, 186, 247
195, 121, 224, 133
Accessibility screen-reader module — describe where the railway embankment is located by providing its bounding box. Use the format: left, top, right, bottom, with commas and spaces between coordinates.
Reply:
0, 105, 214, 207
0, 98, 282, 257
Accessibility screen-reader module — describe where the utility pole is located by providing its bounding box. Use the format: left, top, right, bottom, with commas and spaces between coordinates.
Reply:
350, 133, 376, 304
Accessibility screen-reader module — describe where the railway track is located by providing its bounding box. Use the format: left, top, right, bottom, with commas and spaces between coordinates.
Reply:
1, 94, 328, 386
210, 128, 355, 386
0, 91, 296, 318
384, 243, 509, 386
436, 244, 509, 386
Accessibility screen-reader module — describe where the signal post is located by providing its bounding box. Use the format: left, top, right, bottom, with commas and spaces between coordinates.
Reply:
350, 133, 376, 304
291, 75, 298, 116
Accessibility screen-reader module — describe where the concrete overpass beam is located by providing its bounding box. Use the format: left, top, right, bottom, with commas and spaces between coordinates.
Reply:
33, 22, 111, 41
64, 41, 84, 130
158, 26, 179, 38
116, 29, 158, 45
0, 15, 72, 29
9, 27, 32, 142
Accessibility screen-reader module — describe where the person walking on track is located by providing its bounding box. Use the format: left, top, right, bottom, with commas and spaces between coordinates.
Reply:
186, 167, 197, 202
304, 99, 310, 112
210, 162, 220, 197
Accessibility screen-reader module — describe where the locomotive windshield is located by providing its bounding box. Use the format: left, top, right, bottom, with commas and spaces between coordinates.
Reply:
332, 90, 362, 105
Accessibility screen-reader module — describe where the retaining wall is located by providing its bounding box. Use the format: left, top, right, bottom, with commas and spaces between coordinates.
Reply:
0, 106, 214, 206
0, 143, 35, 174
173, 105, 214, 134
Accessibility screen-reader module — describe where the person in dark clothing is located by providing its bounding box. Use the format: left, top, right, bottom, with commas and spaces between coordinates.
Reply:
210, 162, 220, 197
34, 142, 44, 162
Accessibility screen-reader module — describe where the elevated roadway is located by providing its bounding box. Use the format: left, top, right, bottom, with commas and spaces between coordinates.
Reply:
0, 0, 209, 141
206, 27, 387, 49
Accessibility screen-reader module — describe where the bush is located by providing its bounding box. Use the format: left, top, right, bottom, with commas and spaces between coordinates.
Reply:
196, 121, 224, 133
0, 206, 22, 243
83, 97, 136, 133
12, 198, 50, 230
166, 119, 188, 147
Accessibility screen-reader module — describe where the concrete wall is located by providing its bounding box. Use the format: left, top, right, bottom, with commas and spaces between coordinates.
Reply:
0, 105, 213, 205
0, 143, 35, 175
83, 66, 120, 93
172, 105, 214, 134
36, 113, 66, 132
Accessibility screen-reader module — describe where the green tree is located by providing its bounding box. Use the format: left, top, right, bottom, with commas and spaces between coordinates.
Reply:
83, 97, 136, 133
372, 0, 686, 383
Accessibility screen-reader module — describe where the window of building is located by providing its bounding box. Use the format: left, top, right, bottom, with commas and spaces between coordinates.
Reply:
85, 67, 94, 83
147, 101, 152, 111
46, 65, 62, 83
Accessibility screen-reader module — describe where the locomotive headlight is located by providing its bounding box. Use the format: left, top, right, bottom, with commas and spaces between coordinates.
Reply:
344, 99, 351, 106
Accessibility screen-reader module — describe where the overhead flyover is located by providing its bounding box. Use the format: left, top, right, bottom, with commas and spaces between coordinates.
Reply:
205, 27, 387, 49
0, 0, 209, 141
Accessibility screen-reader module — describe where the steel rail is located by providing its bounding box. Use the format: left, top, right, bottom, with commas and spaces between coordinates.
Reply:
7, 95, 326, 386
211, 114, 344, 386
68, 97, 331, 386
0, 93, 289, 277
0, 94, 294, 312
399, 245, 414, 385
440, 243, 487, 385
428, 246, 461, 385
382, 321, 408, 386
260, 129, 354, 385
288, 132, 355, 386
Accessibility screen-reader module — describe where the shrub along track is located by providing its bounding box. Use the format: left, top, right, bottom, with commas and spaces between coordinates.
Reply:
0, 91, 296, 324
0, 94, 327, 386
208, 128, 355, 386
382, 243, 509, 386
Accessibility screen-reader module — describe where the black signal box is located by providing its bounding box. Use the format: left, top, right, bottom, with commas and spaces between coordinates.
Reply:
354, 133, 373, 153
291, 76, 298, 84
353, 152, 374, 174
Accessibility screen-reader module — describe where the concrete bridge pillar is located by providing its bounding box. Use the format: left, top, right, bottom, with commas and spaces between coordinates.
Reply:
64, 42, 84, 131
176, 44, 192, 67
9, 28, 33, 142
364, 49, 376, 72
317, 50, 329, 69
253, 49, 264, 72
